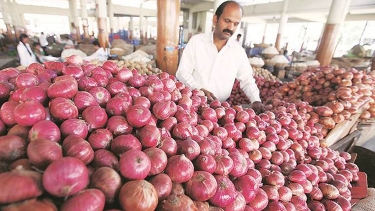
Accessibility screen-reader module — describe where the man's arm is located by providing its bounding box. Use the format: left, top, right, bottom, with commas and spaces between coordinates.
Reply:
175, 37, 202, 90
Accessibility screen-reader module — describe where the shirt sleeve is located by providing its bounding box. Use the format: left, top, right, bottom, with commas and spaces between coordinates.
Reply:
175, 37, 202, 90
236, 50, 262, 103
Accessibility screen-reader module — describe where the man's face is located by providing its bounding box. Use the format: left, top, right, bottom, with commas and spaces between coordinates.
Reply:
213, 3, 242, 40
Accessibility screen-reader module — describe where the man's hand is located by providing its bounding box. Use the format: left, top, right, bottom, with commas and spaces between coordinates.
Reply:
201, 88, 217, 102
252, 101, 265, 114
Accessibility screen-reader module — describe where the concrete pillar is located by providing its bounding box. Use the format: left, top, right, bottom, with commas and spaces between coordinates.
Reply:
156, 0, 180, 75
275, 0, 289, 50
81, 0, 89, 39
96, 0, 108, 48
69, 0, 81, 42
9, 1, 24, 41
1, 0, 12, 38
129, 16, 134, 40
242, 22, 249, 47
140, 2, 145, 44
316, 0, 351, 66
107, 0, 114, 35
188, 11, 193, 40
262, 24, 268, 43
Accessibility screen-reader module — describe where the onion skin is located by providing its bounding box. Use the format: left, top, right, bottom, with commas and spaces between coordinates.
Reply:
60, 189, 105, 211
119, 149, 151, 180
90, 167, 122, 204
149, 173, 173, 201
158, 194, 198, 211
42, 157, 89, 197
185, 171, 218, 201
165, 154, 194, 183
2, 198, 57, 211
0, 135, 27, 162
28, 120, 61, 142
209, 175, 236, 208
119, 180, 158, 211
27, 138, 63, 170
0, 168, 43, 204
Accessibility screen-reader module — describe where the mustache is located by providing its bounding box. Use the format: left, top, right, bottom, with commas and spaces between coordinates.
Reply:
223, 29, 233, 35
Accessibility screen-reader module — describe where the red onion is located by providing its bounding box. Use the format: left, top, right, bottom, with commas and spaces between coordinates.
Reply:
27, 138, 63, 170
209, 175, 236, 208
62, 135, 94, 164
144, 147, 168, 176
119, 180, 158, 211
88, 128, 113, 150
13, 100, 46, 127
149, 173, 173, 201
165, 154, 194, 183
194, 154, 217, 174
92, 149, 119, 170
43, 157, 89, 197
0, 167, 43, 204
60, 189, 105, 211
82, 105, 108, 131
90, 167, 122, 204
119, 149, 151, 180
185, 171, 218, 201
0, 135, 27, 162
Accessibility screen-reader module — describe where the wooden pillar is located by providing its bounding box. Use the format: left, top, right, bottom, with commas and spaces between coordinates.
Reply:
156, 0, 180, 75
80, 0, 89, 39
275, 0, 289, 50
97, 0, 108, 48
316, 0, 351, 66
371, 56, 375, 71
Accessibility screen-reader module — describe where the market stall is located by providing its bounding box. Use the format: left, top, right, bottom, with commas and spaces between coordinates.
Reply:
0, 58, 372, 210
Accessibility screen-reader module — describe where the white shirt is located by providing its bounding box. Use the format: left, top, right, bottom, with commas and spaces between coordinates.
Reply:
84, 47, 107, 62
39, 34, 48, 47
176, 32, 261, 103
17, 42, 37, 67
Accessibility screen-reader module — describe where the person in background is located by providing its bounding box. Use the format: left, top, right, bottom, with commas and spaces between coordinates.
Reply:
39, 32, 48, 55
283, 49, 291, 62
176, 1, 264, 114
236, 34, 242, 42
83, 40, 107, 62
17, 34, 37, 67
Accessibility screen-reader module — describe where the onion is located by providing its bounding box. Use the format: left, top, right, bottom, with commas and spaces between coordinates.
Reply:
87, 128, 113, 150
149, 173, 173, 201
27, 138, 63, 170
158, 137, 178, 157
126, 105, 152, 128
62, 135, 94, 164
119, 180, 158, 211
92, 149, 119, 170
90, 167, 122, 204
158, 193, 198, 211
144, 147, 168, 176
13, 100, 46, 127
248, 188, 268, 211
185, 171, 218, 201
60, 189, 105, 211
233, 175, 259, 203
177, 139, 201, 160
209, 175, 236, 208
323, 200, 343, 211
165, 154, 194, 183
0, 167, 43, 204
43, 157, 89, 197
137, 125, 161, 148
194, 154, 217, 174
319, 183, 339, 200
2, 198, 57, 211
119, 149, 151, 180
111, 134, 142, 156
229, 151, 248, 177
82, 105, 108, 131
214, 154, 234, 176
307, 200, 325, 211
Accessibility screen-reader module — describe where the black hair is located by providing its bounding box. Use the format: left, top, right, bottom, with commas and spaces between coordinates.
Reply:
33, 42, 41, 47
237, 34, 242, 37
19, 34, 29, 43
215, 1, 243, 19
92, 40, 100, 47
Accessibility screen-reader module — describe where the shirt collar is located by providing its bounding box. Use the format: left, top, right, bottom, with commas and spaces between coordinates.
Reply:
203, 32, 235, 48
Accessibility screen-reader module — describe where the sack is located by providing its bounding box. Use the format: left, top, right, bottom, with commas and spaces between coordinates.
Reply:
352, 188, 375, 211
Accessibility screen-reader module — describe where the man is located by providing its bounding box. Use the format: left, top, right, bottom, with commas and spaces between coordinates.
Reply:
176, 1, 264, 113
39, 32, 48, 55
17, 34, 37, 67
83, 40, 107, 62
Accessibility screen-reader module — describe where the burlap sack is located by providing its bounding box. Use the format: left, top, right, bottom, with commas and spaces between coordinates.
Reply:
137, 44, 156, 59
352, 188, 375, 211
111, 39, 133, 56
